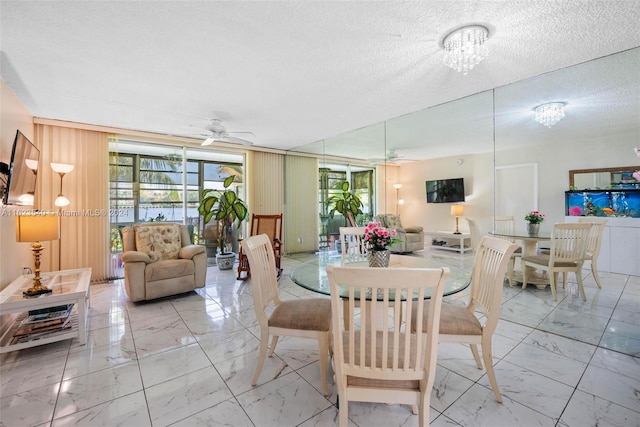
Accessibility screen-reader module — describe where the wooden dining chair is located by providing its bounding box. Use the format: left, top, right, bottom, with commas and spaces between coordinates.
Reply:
493, 216, 523, 287
522, 223, 591, 301
237, 213, 283, 280
577, 218, 607, 288
411, 236, 518, 403
241, 234, 331, 395
326, 264, 449, 427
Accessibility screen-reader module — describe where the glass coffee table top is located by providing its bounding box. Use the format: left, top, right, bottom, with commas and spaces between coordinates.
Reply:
0, 269, 91, 307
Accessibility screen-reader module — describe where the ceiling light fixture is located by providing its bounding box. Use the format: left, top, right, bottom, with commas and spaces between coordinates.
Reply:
442, 25, 489, 75
534, 102, 566, 128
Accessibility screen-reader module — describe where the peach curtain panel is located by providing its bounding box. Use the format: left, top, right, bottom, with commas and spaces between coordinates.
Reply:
35, 124, 111, 282
247, 151, 285, 215
284, 154, 319, 253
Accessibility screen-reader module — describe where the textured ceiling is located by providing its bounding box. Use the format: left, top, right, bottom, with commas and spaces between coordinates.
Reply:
1, 1, 639, 158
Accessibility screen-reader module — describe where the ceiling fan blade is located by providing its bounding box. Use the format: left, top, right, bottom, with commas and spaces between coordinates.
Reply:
220, 136, 254, 146
226, 131, 255, 136
201, 136, 216, 146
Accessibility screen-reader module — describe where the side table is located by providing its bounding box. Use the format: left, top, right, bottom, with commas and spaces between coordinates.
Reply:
0, 268, 91, 353
425, 231, 473, 254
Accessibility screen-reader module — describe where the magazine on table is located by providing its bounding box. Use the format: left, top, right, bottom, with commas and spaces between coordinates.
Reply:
22, 305, 73, 325
11, 318, 73, 344
13, 316, 73, 338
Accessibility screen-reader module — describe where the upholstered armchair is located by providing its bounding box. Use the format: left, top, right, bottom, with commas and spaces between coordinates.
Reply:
373, 214, 425, 253
121, 222, 207, 302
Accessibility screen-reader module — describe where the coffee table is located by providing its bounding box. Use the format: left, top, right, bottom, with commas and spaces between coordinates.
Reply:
0, 268, 91, 353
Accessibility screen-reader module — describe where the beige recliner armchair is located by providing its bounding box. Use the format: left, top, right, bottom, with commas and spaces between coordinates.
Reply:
121, 222, 207, 302
373, 214, 425, 253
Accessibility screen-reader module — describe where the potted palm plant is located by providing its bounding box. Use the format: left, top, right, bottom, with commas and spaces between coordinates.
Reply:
198, 175, 249, 270
327, 181, 363, 223
327, 181, 363, 251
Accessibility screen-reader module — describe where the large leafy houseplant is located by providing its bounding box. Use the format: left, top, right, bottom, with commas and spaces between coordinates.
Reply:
198, 175, 249, 255
327, 181, 363, 226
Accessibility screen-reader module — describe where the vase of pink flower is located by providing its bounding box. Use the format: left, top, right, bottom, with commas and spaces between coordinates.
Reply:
363, 221, 399, 267
524, 210, 545, 236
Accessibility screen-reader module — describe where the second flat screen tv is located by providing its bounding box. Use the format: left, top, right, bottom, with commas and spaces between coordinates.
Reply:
426, 178, 465, 203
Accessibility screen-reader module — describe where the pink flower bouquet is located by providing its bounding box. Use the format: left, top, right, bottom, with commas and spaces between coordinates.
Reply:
363, 222, 399, 251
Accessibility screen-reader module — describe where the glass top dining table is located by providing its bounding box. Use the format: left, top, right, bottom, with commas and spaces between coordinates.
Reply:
290, 253, 471, 300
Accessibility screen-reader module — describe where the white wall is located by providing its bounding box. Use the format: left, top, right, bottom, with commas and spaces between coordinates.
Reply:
397, 152, 494, 234
0, 79, 34, 289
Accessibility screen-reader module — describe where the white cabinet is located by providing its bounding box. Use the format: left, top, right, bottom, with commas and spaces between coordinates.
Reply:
565, 217, 640, 276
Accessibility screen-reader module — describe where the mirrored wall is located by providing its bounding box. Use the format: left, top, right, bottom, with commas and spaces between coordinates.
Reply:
285, 46, 639, 247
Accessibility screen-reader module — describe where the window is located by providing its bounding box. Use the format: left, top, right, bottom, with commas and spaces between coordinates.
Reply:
108, 140, 244, 267
318, 164, 374, 250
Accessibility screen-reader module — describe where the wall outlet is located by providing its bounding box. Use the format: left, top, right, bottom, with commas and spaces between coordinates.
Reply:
297, 237, 303, 243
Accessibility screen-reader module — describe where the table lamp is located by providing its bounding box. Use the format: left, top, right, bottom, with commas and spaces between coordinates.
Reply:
16, 214, 59, 296
451, 204, 464, 234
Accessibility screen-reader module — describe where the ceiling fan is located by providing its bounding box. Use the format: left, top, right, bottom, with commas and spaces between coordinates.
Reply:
367, 149, 415, 165
194, 119, 255, 146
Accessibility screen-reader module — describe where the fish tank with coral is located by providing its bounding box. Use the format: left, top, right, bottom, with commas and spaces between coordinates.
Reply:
565, 189, 640, 218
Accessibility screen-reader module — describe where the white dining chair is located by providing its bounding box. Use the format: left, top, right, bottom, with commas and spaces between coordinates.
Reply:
493, 216, 523, 287
465, 217, 482, 252
339, 226, 367, 263
326, 264, 449, 427
242, 234, 332, 395
522, 223, 591, 301
577, 218, 607, 288
411, 236, 518, 402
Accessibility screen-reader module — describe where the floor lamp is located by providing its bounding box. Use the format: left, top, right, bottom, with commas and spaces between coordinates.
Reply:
394, 183, 404, 215
51, 162, 74, 270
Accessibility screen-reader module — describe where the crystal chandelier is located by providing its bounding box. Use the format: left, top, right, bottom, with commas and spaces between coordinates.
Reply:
534, 102, 566, 127
442, 25, 489, 75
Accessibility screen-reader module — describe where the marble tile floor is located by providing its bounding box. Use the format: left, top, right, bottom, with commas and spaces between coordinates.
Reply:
1, 249, 639, 427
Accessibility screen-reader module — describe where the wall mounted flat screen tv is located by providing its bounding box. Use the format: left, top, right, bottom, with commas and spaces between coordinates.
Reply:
426, 178, 465, 203
2, 130, 40, 205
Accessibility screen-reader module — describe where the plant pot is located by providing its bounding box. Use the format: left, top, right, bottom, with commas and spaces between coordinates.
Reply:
216, 252, 236, 270
527, 223, 540, 236
367, 249, 390, 268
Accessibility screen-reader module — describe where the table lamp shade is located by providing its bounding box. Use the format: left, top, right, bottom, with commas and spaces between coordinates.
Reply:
451, 205, 464, 217
16, 215, 59, 242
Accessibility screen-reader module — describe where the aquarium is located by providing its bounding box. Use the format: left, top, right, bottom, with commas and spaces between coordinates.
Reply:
565, 189, 640, 218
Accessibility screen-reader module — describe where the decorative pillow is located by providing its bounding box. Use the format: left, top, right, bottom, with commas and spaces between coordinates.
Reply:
385, 214, 404, 230
134, 224, 182, 262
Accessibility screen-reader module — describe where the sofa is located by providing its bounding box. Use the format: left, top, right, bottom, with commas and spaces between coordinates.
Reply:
121, 222, 207, 302
373, 214, 425, 253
